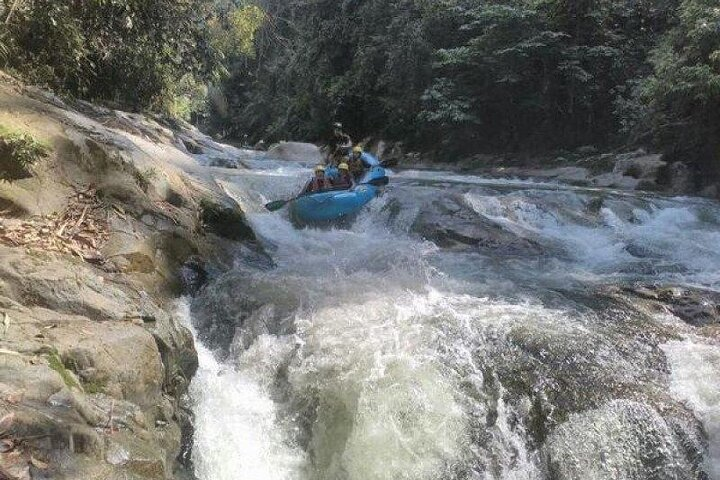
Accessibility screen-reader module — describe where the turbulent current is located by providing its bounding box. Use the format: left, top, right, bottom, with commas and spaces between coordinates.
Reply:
183, 150, 720, 480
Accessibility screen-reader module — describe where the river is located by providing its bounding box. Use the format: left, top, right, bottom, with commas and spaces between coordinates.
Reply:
182, 150, 720, 480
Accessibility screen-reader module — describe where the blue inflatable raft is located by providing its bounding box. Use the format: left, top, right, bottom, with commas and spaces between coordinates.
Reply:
290, 155, 387, 225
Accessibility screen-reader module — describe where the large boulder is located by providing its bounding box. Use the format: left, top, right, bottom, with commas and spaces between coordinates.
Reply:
267, 141, 323, 163
36, 310, 163, 408
410, 195, 544, 256
665, 161, 695, 194
543, 400, 701, 480
0, 72, 265, 480
591, 172, 642, 190
0, 247, 133, 321
620, 284, 720, 328
0, 302, 185, 479
541, 166, 591, 184
612, 152, 666, 180
191, 267, 301, 353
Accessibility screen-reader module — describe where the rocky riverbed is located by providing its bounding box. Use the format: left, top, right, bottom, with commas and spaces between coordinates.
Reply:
362, 140, 713, 199
2, 74, 720, 480
185, 144, 720, 480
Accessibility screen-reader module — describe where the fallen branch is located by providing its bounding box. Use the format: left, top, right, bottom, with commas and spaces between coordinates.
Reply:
0, 188, 109, 265
72, 205, 90, 232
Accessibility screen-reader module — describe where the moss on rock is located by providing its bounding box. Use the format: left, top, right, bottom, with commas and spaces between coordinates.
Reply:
199, 199, 256, 242
46, 351, 81, 390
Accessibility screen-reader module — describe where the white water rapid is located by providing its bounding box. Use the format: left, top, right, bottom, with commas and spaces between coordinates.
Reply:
186, 152, 720, 480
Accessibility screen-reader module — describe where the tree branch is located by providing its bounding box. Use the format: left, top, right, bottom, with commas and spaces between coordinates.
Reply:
4, 0, 23, 25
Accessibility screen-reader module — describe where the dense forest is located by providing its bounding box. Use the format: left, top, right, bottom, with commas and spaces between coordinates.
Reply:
1, 0, 718, 180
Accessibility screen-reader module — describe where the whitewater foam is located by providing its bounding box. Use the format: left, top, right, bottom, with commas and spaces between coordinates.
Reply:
462, 189, 720, 287
662, 340, 720, 479
179, 301, 306, 480
185, 161, 720, 480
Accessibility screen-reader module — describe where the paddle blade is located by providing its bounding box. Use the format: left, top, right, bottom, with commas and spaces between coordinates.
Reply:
265, 199, 289, 212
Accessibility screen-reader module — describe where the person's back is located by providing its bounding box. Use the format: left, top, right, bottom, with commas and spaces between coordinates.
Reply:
349, 146, 370, 179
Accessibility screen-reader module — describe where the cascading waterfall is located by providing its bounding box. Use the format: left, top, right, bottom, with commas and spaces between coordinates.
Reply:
180, 301, 305, 480
187, 155, 720, 480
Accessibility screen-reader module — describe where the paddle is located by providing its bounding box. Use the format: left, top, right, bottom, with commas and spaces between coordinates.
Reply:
264, 176, 389, 212
265, 199, 292, 212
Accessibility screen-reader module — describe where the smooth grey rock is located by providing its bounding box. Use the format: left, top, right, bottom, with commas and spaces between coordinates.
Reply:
592, 172, 641, 190
613, 153, 666, 180
544, 400, 698, 480
666, 161, 694, 194
411, 195, 545, 256
267, 141, 323, 163
623, 284, 720, 327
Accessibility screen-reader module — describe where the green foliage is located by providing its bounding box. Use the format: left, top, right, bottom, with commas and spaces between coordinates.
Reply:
211, 0, 683, 159
0, 0, 221, 116
210, 4, 266, 58
210, 0, 438, 142
82, 378, 107, 395
161, 75, 210, 121
3, 0, 718, 182
417, 0, 672, 153
0, 30, 8, 62
0, 125, 50, 182
46, 351, 81, 390
639, 0, 720, 180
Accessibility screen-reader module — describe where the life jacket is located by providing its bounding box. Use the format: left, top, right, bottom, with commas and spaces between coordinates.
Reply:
310, 176, 333, 192
349, 158, 364, 174
335, 172, 353, 189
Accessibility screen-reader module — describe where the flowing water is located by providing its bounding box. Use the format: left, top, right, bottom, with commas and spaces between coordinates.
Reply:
185, 151, 720, 480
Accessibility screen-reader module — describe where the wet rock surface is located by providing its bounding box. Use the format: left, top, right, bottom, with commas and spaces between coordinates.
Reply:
414, 202, 544, 255
544, 400, 703, 480
413, 148, 702, 197
380, 192, 545, 256
0, 75, 257, 479
190, 268, 300, 354
664, 161, 695, 195
619, 284, 720, 327
267, 141, 323, 164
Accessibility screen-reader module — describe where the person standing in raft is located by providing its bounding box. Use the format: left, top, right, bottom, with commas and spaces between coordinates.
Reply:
327, 122, 352, 166
334, 162, 354, 189
349, 145, 373, 180
303, 165, 334, 194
